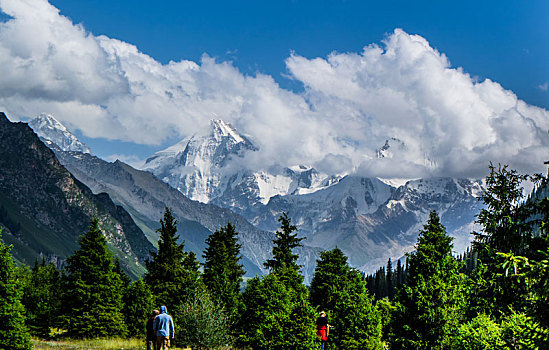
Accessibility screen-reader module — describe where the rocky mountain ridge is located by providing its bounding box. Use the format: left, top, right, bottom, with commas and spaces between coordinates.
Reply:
0, 112, 153, 278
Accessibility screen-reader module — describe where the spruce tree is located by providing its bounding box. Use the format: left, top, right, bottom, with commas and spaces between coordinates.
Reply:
0, 229, 32, 349
395, 259, 404, 289
202, 222, 245, 316
145, 207, 203, 316
310, 247, 349, 310
21, 259, 62, 338
470, 165, 536, 317
389, 211, 464, 349
474, 163, 531, 256
64, 218, 128, 338
310, 247, 383, 349
238, 213, 315, 350
387, 258, 394, 299
238, 273, 315, 350
264, 212, 303, 274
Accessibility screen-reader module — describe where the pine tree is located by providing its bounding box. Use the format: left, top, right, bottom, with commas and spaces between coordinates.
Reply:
387, 258, 394, 299
237, 273, 315, 350
310, 247, 383, 349
122, 279, 155, 337
310, 248, 350, 311
0, 229, 32, 349
64, 218, 128, 338
389, 211, 464, 349
238, 213, 315, 350
145, 207, 203, 316
470, 165, 536, 317
21, 259, 62, 338
474, 163, 531, 257
395, 259, 404, 289
202, 222, 245, 316
264, 212, 304, 275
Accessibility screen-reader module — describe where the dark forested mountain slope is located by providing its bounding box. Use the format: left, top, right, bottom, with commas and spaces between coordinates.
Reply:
0, 112, 153, 278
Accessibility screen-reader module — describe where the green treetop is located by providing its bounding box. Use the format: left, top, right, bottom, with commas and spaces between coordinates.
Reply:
64, 218, 127, 338
264, 213, 304, 274
145, 207, 202, 308
310, 247, 383, 349
202, 222, 245, 315
390, 211, 464, 350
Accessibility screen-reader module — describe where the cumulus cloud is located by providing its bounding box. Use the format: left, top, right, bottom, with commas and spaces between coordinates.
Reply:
0, 0, 547, 179
286, 29, 549, 177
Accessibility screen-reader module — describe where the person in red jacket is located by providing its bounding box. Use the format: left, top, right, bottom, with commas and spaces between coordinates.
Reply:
316, 311, 330, 349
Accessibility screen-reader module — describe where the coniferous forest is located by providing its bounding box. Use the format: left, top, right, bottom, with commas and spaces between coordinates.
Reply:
1, 163, 549, 350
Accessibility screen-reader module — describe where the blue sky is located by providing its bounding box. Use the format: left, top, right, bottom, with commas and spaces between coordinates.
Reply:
0, 0, 548, 178
48, 0, 548, 108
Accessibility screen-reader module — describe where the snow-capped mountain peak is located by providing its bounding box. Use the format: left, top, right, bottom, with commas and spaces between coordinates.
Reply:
28, 114, 92, 154
210, 119, 245, 143
142, 119, 257, 203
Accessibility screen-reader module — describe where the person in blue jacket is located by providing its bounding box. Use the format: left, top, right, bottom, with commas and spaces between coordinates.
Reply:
153, 305, 175, 349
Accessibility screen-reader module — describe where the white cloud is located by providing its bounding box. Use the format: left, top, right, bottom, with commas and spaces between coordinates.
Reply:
539, 83, 549, 91
286, 29, 549, 177
0, 0, 547, 179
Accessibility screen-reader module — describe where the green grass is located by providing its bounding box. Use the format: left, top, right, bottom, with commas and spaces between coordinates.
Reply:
32, 338, 235, 350
32, 338, 167, 350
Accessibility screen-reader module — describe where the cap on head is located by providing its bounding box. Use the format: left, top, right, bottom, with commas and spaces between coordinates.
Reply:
320, 311, 326, 316
161, 305, 168, 313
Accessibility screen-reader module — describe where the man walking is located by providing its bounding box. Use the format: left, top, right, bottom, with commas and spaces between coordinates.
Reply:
146, 309, 160, 350
153, 306, 175, 350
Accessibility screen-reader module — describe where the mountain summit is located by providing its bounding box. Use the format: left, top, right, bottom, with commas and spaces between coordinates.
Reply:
28, 114, 92, 154
143, 119, 257, 203
143, 119, 335, 207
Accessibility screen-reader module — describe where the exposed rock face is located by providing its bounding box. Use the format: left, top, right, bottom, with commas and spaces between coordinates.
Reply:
0, 112, 153, 278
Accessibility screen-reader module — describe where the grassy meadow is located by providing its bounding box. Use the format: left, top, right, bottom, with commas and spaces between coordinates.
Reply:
32, 338, 198, 350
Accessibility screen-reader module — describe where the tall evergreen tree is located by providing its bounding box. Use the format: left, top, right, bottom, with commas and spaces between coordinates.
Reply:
237, 273, 315, 350
264, 212, 303, 275
389, 211, 464, 349
310, 248, 350, 311
21, 259, 62, 338
238, 213, 315, 350
0, 229, 32, 349
395, 259, 404, 289
64, 218, 128, 338
469, 165, 536, 317
387, 258, 394, 299
202, 222, 245, 316
310, 247, 383, 349
474, 163, 532, 257
145, 207, 201, 307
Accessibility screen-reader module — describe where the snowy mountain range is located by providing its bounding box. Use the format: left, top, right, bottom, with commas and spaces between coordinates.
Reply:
142, 118, 484, 271
30, 114, 485, 275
